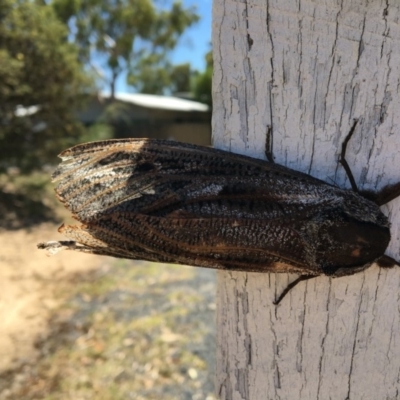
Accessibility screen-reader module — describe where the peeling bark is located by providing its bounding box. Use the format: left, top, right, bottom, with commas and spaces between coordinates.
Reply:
213, 1, 400, 399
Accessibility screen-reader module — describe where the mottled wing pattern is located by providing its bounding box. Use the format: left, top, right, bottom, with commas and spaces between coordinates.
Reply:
46, 139, 349, 274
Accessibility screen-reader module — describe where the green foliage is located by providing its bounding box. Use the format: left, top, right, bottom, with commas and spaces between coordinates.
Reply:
0, 0, 92, 172
193, 50, 212, 107
129, 59, 192, 95
52, 0, 199, 96
80, 122, 114, 143
169, 63, 191, 94
128, 54, 172, 94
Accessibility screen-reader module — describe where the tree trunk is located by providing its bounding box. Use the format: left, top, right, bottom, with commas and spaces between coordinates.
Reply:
110, 68, 117, 100
212, 1, 400, 399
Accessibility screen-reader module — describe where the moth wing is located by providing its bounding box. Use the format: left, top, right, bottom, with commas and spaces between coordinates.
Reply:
54, 212, 319, 275
53, 138, 336, 224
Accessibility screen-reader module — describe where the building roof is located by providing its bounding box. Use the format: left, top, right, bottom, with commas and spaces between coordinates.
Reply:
102, 92, 209, 112
14, 105, 40, 117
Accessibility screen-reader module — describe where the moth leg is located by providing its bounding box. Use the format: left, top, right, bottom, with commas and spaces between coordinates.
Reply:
273, 275, 315, 305
376, 254, 400, 268
340, 119, 359, 193
265, 125, 274, 163
363, 182, 400, 206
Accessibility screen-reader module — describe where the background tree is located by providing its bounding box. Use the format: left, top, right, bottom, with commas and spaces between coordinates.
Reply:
129, 60, 194, 96
169, 62, 191, 95
129, 51, 212, 101
0, 0, 91, 172
52, 0, 199, 97
193, 50, 212, 107
129, 60, 192, 95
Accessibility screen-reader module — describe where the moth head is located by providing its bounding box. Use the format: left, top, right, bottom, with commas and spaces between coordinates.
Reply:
342, 191, 389, 228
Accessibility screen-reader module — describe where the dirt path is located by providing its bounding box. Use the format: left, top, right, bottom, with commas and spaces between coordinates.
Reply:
0, 223, 102, 374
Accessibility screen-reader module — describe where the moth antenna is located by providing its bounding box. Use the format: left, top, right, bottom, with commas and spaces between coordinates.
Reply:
339, 120, 400, 206
339, 119, 359, 193
265, 125, 274, 163
326, 176, 340, 188
273, 275, 315, 305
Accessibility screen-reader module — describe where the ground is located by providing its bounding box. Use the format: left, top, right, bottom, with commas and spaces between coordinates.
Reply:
0, 223, 216, 399
0, 223, 102, 374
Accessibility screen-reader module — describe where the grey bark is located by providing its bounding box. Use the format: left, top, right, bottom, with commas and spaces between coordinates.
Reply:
212, 1, 400, 399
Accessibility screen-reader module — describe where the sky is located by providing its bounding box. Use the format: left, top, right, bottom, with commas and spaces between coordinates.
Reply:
170, 0, 212, 70
116, 0, 212, 93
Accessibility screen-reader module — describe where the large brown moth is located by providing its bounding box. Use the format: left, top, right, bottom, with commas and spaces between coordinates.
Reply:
38, 122, 400, 304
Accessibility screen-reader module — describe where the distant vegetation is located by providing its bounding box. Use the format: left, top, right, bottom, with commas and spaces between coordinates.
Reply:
193, 50, 213, 107
0, 0, 91, 172
52, 0, 199, 98
0, 0, 211, 173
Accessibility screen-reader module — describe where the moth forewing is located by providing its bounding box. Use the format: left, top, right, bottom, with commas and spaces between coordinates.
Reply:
39, 137, 399, 303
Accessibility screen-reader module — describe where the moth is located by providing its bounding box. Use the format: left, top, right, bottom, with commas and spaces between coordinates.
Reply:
38, 122, 400, 304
